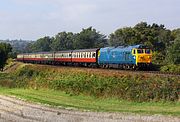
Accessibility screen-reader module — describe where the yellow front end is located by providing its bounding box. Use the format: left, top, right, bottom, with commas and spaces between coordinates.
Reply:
132, 48, 152, 66
137, 54, 152, 64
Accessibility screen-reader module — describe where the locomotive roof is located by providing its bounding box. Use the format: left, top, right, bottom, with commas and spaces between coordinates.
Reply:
100, 44, 148, 52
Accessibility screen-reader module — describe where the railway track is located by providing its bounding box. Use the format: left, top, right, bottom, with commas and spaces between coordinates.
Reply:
9, 62, 180, 77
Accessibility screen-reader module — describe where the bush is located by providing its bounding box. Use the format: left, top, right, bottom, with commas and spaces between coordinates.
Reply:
160, 64, 180, 73
1, 65, 179, 102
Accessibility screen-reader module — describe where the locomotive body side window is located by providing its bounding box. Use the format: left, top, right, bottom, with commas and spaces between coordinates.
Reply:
133, 49, 136, 54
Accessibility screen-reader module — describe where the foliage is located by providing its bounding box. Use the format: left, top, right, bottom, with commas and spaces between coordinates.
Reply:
166, 35, 180, 64
0, 43, 12, 71
1, 64, 179, 102
51, 32, 74, 51
160, 64, 180, 73
109, 27, 137, 46
74, 27, 107, 49
0, 73, 15, 88
30, 36, 52, 52
26, 27, 107, 51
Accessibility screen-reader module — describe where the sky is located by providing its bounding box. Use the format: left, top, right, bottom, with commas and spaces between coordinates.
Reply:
0, 0, 180, 40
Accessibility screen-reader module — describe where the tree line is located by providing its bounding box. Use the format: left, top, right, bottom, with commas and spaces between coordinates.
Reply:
26, 22, 180, 65
0, 22, 180, 71
25, 27, 108, 52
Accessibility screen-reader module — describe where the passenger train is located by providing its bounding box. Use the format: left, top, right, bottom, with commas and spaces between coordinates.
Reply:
17, 44, 152, 70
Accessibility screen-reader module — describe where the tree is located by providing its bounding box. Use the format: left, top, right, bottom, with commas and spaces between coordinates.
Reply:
51, 32, 74, 51
166, 35, 180, 64
0, 43, 12, 71
74, 27, 107, 49
30, 36, 52, 52
109, 27, 137, 46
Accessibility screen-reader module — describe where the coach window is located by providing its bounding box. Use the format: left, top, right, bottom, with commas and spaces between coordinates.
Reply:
92, 52, 96, 58
89, 52, 91, 58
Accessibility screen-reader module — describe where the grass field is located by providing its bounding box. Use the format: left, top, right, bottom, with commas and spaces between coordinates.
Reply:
0, 87, 179, 116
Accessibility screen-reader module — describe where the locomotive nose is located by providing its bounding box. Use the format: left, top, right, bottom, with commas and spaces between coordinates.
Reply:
137, 55, 152, 63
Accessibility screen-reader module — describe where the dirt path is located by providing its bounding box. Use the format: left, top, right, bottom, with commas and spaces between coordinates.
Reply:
0, 95, 179, 122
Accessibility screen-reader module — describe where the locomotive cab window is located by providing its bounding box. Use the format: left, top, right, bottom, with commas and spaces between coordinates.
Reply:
137, 49, 144, 54
145, 49, 151, 54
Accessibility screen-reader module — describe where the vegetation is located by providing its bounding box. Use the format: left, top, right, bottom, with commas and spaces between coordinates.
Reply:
0, 88, 179, 116
27, 27, 107, 52
1, 22, 180, 70
1, 64, 179, 102
166, 36, 180, 65
0, 63, 179, 115
0, 43, 12, 71
160, 64, 180, 73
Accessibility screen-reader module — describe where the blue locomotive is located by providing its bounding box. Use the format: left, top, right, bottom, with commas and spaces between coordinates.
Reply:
98, 44, 152, 69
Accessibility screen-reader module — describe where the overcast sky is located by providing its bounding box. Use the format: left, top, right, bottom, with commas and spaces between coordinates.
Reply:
0, 0, 180, 40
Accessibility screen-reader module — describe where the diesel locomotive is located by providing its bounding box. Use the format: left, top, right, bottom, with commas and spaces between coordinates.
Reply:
17, 44, 152, 70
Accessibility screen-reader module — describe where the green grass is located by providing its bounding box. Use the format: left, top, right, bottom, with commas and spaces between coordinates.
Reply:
0, 87, 179, 116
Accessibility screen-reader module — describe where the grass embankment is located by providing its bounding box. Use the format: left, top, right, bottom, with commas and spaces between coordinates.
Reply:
0, 63, 180, 115
0, 88, 180, 116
